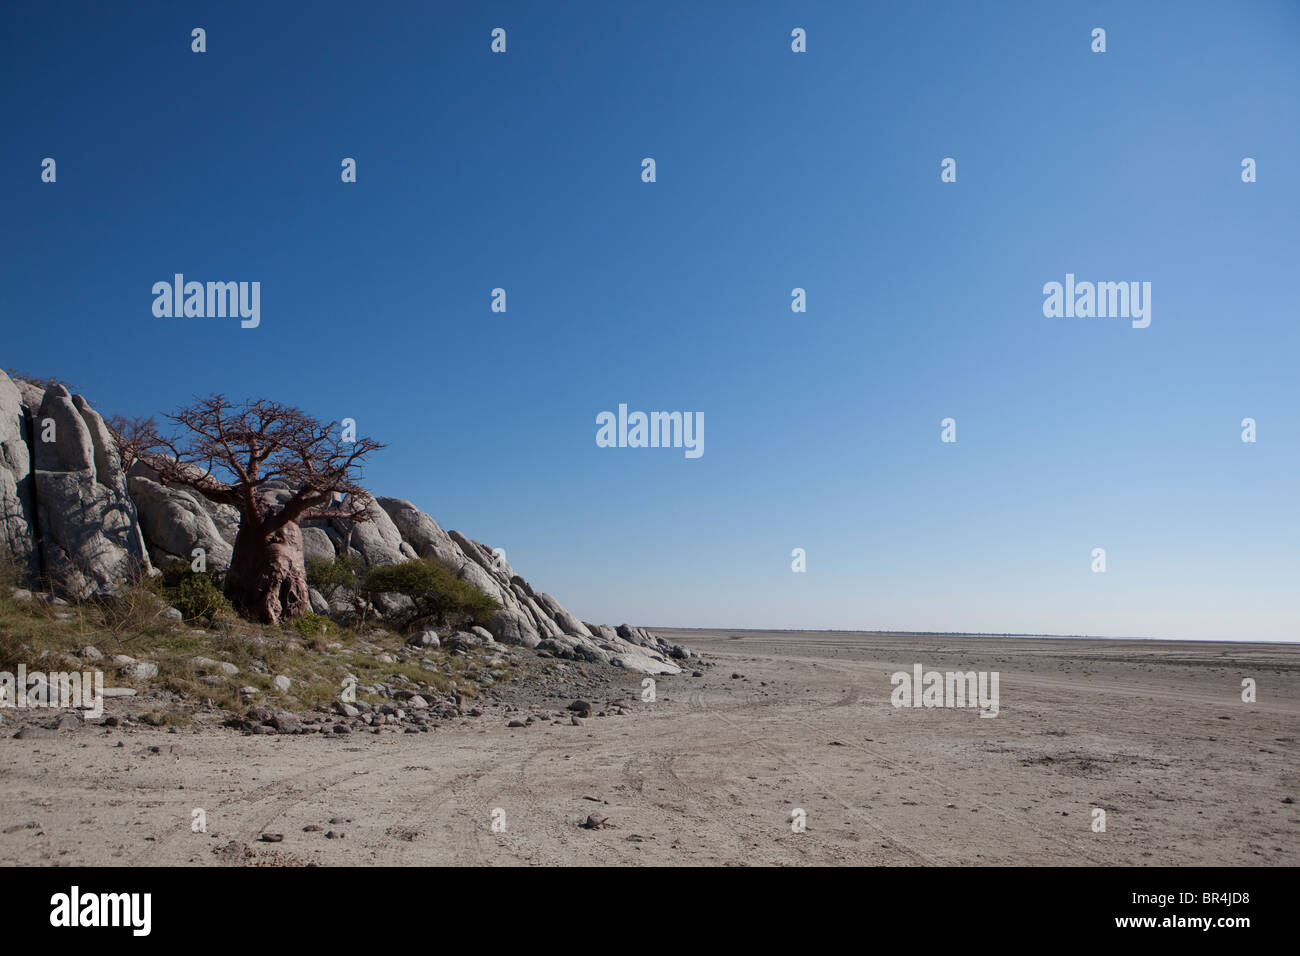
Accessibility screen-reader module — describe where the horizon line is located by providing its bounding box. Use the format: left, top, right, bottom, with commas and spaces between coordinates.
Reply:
644, 626, 1299, 646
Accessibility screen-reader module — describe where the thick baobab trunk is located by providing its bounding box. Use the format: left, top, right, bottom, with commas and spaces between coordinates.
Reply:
226, 518, 310, 624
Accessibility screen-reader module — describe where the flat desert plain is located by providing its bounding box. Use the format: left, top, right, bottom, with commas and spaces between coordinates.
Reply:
1, 630, 1296, 866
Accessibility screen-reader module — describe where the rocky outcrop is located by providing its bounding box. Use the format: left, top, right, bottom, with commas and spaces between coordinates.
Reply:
332, 493, 405, 567
29, 385, 150, 597
128, 461, 235, 571
300, 526, 336, 564
0, 371, 37, 581
378, 497, 523, 629
536, 591, 592, 638
375, 502, 686, 672
490, 606, 542, 649
376, 497, 461, 565
0, 375, 692, 669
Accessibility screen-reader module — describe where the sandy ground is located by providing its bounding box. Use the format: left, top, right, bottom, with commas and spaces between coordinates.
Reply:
1, 629, 1296, 866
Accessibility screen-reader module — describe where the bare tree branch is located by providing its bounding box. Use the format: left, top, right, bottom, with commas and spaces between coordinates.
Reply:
106, 396, 385, 522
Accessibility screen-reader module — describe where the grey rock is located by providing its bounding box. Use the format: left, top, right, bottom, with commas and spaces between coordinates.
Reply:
379, 498, 477, 572
0, 371, 37, 581
571, 643, 611, 665
446, 531, 517, 605
332, 493, 406, 567
488, 606, 541, 648
407, 629, 440, 648
31, 387, 151, 598
445, 631, 486, 652
300, 525, 336, 564
127, 461, 234, 572
191, 657, 239, 677
307, 587, 330, 614
270, 711, 300, 733
122, 661, 158, 681
537, 637, 575, 660
608, 652, 681, 676
536, 592, 592, 638
515, 591, 566, 641
370, 590, 414, 619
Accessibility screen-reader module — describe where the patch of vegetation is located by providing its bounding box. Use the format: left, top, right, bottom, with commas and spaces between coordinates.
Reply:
362, 558, 500, 631
288, 611, 331, 637
95, 589, 172, 637
305, 554, 363, 603
0, 556, 515, 723
159, 561, 236, 626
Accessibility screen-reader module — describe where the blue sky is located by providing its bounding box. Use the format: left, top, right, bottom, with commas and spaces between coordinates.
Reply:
3, 1, 1297, 641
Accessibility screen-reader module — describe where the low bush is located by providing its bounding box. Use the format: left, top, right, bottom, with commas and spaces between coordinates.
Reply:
160, 562, 235, 625
362, 558, 500, 631
306, 554, 364, 601
289, 611, 332, 637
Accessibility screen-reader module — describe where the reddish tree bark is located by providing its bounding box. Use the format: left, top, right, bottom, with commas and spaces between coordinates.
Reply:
226, 514, 311, 623
114, 397, 383, 624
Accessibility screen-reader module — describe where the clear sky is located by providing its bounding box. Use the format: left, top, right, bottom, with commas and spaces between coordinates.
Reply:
2, 2, 1297, 641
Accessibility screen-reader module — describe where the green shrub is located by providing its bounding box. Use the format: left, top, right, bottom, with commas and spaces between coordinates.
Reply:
289, 611, 332, 637
363, 558, 500, 631
158, 559, 194, 589
305, 554, 364, 601
165, 568, 235, 625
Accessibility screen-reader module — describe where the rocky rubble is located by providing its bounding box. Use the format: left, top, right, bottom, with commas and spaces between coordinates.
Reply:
0, 627, 686, 740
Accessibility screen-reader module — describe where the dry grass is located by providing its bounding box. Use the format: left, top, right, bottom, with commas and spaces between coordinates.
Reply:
0, 574, 516, 721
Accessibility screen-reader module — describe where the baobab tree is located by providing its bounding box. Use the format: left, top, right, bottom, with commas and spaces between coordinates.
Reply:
116, 396, 383, 624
